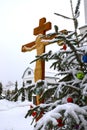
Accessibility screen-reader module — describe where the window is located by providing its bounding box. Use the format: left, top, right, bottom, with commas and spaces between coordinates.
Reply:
28, 71, 31, 75
26, 80, 32, 84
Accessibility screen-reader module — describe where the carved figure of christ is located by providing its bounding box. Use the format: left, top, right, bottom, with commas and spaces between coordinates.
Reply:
21, 31, 66, 105
22, 32, 66, 83
22, 34, 53, 82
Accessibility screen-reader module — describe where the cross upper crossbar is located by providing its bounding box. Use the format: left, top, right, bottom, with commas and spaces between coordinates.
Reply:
33, 17, 51, 35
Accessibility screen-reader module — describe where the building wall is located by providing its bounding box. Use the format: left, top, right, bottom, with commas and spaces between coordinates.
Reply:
84, 0, 87, 24
22, 67, 34, 85
22, 67, 58, 86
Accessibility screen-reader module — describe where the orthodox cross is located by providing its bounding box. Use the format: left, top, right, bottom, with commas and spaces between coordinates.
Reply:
21, 17, 51, 82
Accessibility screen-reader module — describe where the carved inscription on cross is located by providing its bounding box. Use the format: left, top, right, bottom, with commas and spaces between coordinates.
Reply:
21, 17, 51, 82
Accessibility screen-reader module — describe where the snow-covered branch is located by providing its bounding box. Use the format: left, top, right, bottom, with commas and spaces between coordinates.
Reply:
34, 103, 87, 130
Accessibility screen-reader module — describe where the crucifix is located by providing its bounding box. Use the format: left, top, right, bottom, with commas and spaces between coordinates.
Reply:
21, 17, 52, 105
21, 17, 67, 105
21, 17, 52, 82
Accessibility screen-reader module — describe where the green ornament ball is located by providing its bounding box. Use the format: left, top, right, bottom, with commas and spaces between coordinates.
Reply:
76, 71, 85, 80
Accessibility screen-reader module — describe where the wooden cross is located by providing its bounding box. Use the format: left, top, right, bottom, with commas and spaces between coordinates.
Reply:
21, 17, 68, 105
21, 17, 53, 105
21, 17, 51, 82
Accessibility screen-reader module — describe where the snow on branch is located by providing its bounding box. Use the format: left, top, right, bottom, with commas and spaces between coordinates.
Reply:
34, 103, 87, 130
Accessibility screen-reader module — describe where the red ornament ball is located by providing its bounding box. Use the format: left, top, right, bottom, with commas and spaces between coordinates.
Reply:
57, 118, 64, 127
63, 44, 67, 50
32, 111, 37, 117
67, 97, 73, 103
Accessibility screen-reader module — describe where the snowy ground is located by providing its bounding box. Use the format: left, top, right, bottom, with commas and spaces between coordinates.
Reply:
0, 99, 35, 130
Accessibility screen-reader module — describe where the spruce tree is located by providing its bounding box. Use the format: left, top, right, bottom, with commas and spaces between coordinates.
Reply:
28, 89, 32, 101
25, 0, 87, 129
14, 81, 18, 102
6, 89, 10, 100
21, 82, 25, 102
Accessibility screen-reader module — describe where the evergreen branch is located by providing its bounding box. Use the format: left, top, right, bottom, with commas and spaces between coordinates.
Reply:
10, 88, 23, 101
78, 32, 87, 43
55, 88, 70, 100
39, 86, 57, 102
66, 85, 80, 92
75, 0, 81, 15
54, 13, 73, 20
70, 0, 74, 18
74, 18, 78, 30
30, 51, 52, 64
70, 0, 79, 33
59, 73, 73, 82
66, 40, 83, 68
67, 31, 75, 38
26, 84, 35, 90
25, 106, 39, 118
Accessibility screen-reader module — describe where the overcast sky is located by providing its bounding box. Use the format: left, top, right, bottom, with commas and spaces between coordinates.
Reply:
0, 0, 85, 85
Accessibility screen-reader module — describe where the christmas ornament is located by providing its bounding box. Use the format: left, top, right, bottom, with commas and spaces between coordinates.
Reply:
57, 118, 64, 127
29, 105, 37, 117
82, 54, 87, 63
63, 44, 67, 50
76, 71, 85, 80
36, 111, 44, 122
67, 97, 73, 103
32, 111, 37, 117
35, 87, 43, 95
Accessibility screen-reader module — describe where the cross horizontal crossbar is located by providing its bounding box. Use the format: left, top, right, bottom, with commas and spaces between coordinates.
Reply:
21, 41, 35, 52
